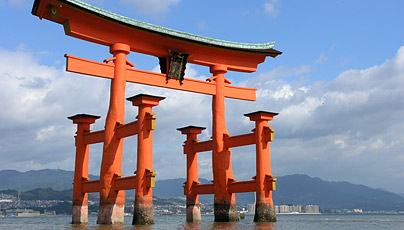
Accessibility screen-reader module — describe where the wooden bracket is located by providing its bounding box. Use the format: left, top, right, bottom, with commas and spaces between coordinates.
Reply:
263, 126, 275, 142
146, 112, 157, 130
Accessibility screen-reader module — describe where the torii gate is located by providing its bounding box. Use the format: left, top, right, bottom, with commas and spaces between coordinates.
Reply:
32, 0, 282, 225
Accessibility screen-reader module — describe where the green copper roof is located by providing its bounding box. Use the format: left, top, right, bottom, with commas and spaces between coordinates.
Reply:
32, 0, 279, 53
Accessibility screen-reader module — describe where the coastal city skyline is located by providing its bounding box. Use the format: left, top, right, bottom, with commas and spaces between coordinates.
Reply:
0, 0, 403, 198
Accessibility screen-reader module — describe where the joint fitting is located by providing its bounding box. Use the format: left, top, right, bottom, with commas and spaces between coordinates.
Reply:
110, 43, 130, 55
210, 65, 228, 75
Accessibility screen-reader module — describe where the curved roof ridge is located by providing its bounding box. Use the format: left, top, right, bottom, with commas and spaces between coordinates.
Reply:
59, 0, 276, 51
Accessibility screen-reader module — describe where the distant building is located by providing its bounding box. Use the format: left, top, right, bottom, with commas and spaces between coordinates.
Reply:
44, 211, 56, 216
275, 204, 321, 214
275, 205, 303, 213
279, 205, 290, 213
290, 205, 302, 213
5, 209, 41, 217
304, 205, 320, 213
352, 209, 363, 214
247, 204, 255, 214
17, 211, 40, 217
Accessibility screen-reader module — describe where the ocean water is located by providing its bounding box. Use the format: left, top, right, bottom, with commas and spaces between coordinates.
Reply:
0, 214, 403, 230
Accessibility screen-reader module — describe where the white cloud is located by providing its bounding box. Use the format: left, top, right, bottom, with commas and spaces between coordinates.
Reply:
0, 48, 109, 173
35, 126, 56, 141
264, 0, 280, 18
198, 21, 207, 31
252, 65, 311, 83
120, 0, 180, 15
258, 84, 295, 100
334, 139, 345, 149
315, 54, 328, 64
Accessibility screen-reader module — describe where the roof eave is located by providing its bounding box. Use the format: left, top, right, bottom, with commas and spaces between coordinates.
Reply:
33, 0, 281, 57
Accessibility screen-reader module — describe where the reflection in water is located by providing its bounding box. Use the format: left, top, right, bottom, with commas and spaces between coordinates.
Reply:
179, 221, 240, 230
178, 222, 201, 230
71, 223, 88, 230
210, 222, 238, 230
70, 223, 152, 230
95, 225, 125, 230
69, 218, 275, 230
182, 221, 275, 230
130, 224, 152, 230
5, 214, 404, 230
254, 222, 275, 230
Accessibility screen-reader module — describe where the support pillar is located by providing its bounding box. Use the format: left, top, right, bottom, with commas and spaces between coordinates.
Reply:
68, 114, 100, 224
127, 94, 165, 225
210, 65, 239, 222
97, 43, 130, 225
177, 126, 206, 222
245, 111, 278, 222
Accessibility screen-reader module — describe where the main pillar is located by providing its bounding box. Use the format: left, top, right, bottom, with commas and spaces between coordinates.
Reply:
210, 65, 239, 222
245, 111, 278, 222
97, 43, 130, 224
69, 114, 100, 224
177, 126, 205, 222
127, 94, 165, 225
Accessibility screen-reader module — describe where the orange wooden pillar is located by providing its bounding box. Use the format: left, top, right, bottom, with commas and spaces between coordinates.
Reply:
210, 65, 239, 222
177, 126, 206, 222
127, 94, 165, 225
97, 43, 130, 225
68, 114, 100, 224
245, 111, 278, 222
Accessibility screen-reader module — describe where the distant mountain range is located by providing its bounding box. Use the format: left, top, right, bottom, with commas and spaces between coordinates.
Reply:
273, 174, 404, 211
0, 169, 98, 191
0, 188, 72, 201
1, 169, 403, 211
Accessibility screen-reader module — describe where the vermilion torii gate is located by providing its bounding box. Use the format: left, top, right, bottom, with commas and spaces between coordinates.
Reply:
32, 0, 282, 225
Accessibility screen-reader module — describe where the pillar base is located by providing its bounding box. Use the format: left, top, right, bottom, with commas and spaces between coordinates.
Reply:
254, 203, 277, 222
214, 203, 239, 222
186, 204, 201, 222
97, 203, 124, 225
133, 196, 154, 225
72, 205, 88, 224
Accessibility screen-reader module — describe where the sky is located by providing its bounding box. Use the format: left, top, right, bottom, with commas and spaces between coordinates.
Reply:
0, 0, 403, 194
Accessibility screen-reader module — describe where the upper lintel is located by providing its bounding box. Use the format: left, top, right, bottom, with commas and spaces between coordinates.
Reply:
32, 0, 282, 73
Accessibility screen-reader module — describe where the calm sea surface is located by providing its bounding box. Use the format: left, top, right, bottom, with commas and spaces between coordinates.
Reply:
0, 214, 403, 230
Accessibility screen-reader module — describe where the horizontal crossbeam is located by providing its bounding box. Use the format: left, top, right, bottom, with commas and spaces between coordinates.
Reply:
65, 54, 256, 101
81, 175, 138, 193
84, 130, 104, 145
82, 120, 140, 145
224, 133, 256, 148
190, 179, 264, 195
192, 183, 214, 195
192, 140, 213, 153
188, 133, 256, 153
228, 180, 256, 193
82, 180, 100, 193
116, 121, 139, 139
113, 175, 137, 191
